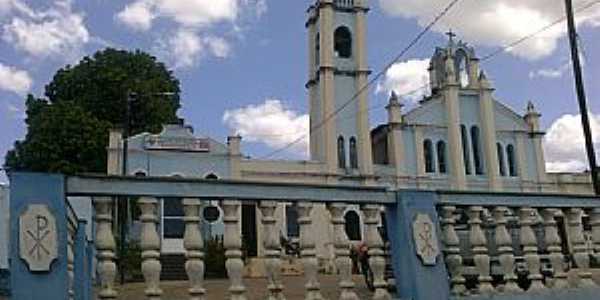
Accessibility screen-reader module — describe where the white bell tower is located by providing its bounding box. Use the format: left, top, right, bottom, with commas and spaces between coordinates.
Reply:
306, 0, 373, 180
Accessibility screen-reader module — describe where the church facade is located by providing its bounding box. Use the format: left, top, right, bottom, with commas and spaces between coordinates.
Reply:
106, 0, 593, 273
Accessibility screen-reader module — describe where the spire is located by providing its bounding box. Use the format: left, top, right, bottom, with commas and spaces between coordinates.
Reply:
478, 71, 492, 89
524, 100, 541, 132
446, 29, 457, 47
386, 91, 404, 124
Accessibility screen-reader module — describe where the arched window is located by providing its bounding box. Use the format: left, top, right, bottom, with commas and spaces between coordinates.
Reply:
461, 125, 472, 175
349, 137, 358, 169
205, 173, 218, 180
344, 210, 361, 241
315, 33, 320, 66
337, 136, 346, 168
507, 144, 517, 177
471, 126, 484, 175
424, 139, 434, 173
437, 141, 447, 174
334, 26, 352, 58
497, 143, 506, 176
456, 50, 470, 87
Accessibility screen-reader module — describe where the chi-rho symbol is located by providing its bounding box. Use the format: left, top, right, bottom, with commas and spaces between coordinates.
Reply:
19, 204, 58, 272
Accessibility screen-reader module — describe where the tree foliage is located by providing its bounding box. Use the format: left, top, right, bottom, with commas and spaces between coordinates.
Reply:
4, 48, 182, 174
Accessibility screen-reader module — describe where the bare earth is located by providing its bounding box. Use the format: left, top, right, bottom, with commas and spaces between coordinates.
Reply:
111, 275, 386, 300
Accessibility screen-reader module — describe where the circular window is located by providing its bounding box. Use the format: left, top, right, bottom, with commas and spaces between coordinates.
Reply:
203, 205, 221, 223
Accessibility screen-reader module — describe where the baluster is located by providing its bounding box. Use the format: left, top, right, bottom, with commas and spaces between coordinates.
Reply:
518, 207, 545, 292
467, 206, 494, 294
297, 202, 325, 300
260, 201, 286, 300
440, 206, 466, 295
328, 203, 360, 300
94, 197, 117, 299
567, 208, 595, 287
363, 205, 391, 300
493, 207, 521, 293
183, 198, 206, 300
541, 208, 568, 289
139, 197, 162, 300
67, 228, 75, 300
222, 200, 247, 300
590, 208, 600, 265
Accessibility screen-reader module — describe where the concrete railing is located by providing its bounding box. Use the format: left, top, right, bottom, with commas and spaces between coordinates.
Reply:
93, 197, 392, 299
435, 192, 600, 299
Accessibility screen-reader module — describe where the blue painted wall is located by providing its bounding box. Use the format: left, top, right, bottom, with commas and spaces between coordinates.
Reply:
9, 173, 69, 300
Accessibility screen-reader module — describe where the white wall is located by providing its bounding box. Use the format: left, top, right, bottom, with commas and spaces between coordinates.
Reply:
0, 185, 8, 269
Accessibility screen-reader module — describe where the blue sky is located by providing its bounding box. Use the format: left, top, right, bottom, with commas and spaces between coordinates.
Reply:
1, 0, 600, 183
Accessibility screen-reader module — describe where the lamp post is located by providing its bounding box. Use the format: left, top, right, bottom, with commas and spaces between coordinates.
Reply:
119, 91, 176, 283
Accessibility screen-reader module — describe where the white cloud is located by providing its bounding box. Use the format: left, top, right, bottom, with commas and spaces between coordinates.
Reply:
154, 29, 204, 69
544, 113, 600, 172
153, 29, 232, 69
529, 68, 564, 79
117, 0, 243, 30
116, 0, 155, 31
0, 62, 32, 95
378, 0, 600, 60
2, 0, 90, 59
204, 36, 231, 58
223, 99, 309, 156
376, 58, 430, 104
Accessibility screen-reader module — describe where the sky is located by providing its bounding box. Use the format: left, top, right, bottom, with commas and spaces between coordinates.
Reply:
1, 0, 600, 183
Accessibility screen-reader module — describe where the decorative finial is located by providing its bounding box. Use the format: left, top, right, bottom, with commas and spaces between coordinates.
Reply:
389, 90, 399, 104
526, 101, 538, 114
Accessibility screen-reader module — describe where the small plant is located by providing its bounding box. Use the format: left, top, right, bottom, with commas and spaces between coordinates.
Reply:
204, 236, 227, 278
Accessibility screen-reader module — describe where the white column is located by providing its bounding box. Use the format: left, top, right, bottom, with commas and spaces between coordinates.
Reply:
492, 207, 521, 293
363, 205, 391, 300
440, 206, 466, 295
354, 2, 374, 180
443, 66, 466, 190
567, 208, 595, 287
297, 202, 325, 300
222, 200, 247, 300
467, 206, 494, 294
479, 78, 501, 191
541, 208, 568, 289
94, 197, 118, 299
414, 126, 425, 177
139, 197, 162, 300
328, 203, 359, 300
260, 201, 286, 300
318, 0, 337, 174
183, 198, 206, 300
518, 208, 545, 292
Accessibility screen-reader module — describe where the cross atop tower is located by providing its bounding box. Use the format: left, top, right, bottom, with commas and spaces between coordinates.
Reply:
446, 29, 457, 43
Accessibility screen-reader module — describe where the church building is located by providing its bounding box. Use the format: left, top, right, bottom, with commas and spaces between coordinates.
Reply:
106, 0, 593, 275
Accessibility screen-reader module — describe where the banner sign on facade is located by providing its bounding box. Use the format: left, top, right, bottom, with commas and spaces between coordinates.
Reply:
144, 136, 210, 152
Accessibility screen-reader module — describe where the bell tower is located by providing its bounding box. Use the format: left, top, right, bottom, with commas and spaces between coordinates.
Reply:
306, 0, 373, 179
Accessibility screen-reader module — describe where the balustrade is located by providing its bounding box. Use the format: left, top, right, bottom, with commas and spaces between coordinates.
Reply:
438, 203, 600, 298
86, 192, 600, 299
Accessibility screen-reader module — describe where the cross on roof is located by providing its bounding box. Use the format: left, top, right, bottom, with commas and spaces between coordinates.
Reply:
446, 29, 456, 42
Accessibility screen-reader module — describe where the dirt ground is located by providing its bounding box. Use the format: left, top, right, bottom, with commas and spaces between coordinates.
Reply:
110, 274, 387, 300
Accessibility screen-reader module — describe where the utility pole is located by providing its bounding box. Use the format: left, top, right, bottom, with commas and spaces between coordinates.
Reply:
564, 0, 600, 195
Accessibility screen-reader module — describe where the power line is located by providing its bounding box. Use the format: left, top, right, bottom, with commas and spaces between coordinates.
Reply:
260, 0, 462, 159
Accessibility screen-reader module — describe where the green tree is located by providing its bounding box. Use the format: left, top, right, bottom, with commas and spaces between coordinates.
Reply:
4, 48, 182, 174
